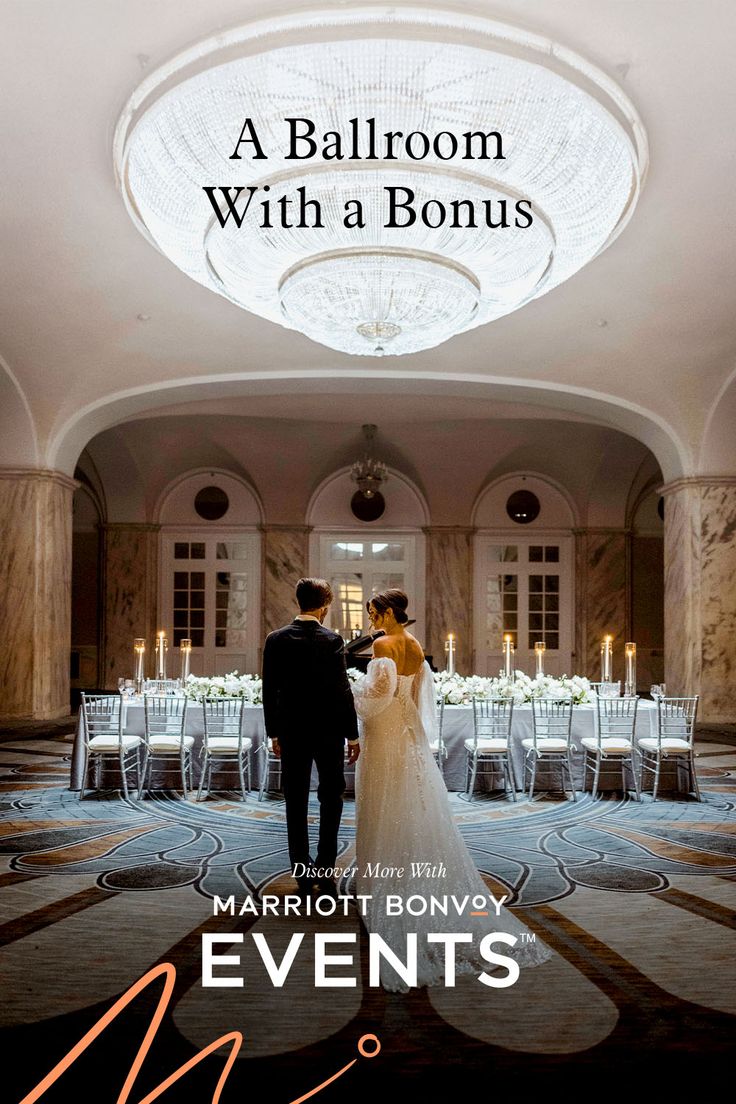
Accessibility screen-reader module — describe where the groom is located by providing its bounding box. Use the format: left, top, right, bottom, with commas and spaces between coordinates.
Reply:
262, 578, 360, 899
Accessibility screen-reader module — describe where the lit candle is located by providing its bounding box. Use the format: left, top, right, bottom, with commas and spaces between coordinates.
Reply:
133, 638, 146, 693
624, 642, 636, 696
180, 638, 192, 683
600, 635, 613, 683
534, 641, 546, 677
503, 633, 514, 680
444, 633, 456, 677
155, 631, 168, 679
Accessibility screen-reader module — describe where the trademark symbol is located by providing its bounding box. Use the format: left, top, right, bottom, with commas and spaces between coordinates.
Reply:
521, 933, 536, 943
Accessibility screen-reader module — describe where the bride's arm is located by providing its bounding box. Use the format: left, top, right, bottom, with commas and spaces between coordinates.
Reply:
412, 661, 439, 745
351, 656, 397, 720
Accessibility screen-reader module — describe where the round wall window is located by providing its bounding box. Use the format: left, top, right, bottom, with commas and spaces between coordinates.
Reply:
506, 489, 540, 524
194, 486, 229, 520
351, 490, 386, 522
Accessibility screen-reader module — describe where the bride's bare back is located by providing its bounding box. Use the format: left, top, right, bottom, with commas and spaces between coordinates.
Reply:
373, 630, 424, 676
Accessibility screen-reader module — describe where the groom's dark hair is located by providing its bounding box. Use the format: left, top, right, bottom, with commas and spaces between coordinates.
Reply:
296, 577, 333, 611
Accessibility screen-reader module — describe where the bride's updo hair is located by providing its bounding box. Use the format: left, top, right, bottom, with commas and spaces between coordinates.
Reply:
368, 589, 410, 624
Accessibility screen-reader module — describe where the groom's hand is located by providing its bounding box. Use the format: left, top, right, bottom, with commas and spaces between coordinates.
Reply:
346, 741, 360, 764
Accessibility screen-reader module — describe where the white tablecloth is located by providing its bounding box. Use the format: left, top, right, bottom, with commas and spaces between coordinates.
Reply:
71, 698, 662, 795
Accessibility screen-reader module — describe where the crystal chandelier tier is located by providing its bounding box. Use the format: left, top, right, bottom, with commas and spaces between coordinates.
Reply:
115, 6, 647, 357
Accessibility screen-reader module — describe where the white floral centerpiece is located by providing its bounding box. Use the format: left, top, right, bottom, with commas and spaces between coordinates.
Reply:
182, 671, 262, 704
434, 669, 592, 706
434, 670, 496, 705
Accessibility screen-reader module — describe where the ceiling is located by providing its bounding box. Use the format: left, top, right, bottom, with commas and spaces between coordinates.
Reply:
1, 0, 735, 479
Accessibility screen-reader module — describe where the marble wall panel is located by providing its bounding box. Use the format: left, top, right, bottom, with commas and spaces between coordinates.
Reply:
0, 470, 74, 720
574, 530, 629, 682
425, 527, 474, 675
663, 484, 701, 699
262, 526, 310, 638
102, 524, 159, 688
700, 484, 736, 720
664, 479, 736, 721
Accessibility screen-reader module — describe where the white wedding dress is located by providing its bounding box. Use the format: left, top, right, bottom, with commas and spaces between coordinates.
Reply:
352, 657, 551, 991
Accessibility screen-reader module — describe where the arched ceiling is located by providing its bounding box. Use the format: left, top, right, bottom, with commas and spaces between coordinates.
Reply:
1, 0, 735, 480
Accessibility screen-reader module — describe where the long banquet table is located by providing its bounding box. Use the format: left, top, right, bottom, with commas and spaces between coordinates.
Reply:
70, 698, 666, 795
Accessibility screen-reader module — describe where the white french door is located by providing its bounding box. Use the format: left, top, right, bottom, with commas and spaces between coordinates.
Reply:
160, 531, 260, 676
317, 532, 424, 643
474, 534, 573, 677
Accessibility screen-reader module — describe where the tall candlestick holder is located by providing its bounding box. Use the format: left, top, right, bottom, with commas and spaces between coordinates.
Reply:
133, 638, 146, 694
534, 641, 546, 677
444, 634, 456, 677
155, 632, 168, 680
600, 635, 613, 683
180, 639, 192, 683
503, 634, 515, 680
624, 642, 636, 696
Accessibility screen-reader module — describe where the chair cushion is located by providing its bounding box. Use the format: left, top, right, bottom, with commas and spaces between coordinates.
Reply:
581, 737, 633, 754
147, 735, 195, 751
521, 737, 569, 752
206, 737, 253, 753
638, 737, 692, 753
465, 738, 509, 753
89, 734, 141, 751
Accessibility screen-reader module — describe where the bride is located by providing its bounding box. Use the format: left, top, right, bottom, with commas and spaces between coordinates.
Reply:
351, 589, 550, 991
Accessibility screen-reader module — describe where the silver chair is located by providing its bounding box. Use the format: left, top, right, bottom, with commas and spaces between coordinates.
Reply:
79, 692, 141, 800
465, 698, 516, 801
197, 697, 253, 801
638, 695, 700, 801
430, 698, 448, 777
524, 698, 576, 801
584, 695, 640, 800
258, 738, 283, 801
141, 694, 193, 797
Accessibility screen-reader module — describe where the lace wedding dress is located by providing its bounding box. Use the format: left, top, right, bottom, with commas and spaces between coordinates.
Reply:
352, 657, 551, 991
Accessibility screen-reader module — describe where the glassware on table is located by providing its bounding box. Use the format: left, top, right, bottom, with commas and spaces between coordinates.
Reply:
600, 680, 620, 698
650, 684, 661, 700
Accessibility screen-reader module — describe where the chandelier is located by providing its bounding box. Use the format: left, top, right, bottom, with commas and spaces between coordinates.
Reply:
115, 6, 647, 357
351, 425, 388, 499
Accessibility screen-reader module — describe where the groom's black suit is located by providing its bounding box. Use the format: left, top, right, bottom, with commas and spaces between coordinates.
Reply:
262, 618, 359, 881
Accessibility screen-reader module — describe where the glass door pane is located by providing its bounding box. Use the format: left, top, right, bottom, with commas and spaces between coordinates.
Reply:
474, 536, 572, 676
162, 533, 260, 675
320, 535, 415, 641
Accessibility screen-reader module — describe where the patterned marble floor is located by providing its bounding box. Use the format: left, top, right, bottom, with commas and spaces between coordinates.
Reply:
1, 733, 735, 1102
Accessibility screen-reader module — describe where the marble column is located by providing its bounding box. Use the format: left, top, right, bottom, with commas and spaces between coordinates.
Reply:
662, 478, 736, 722
574, 529, 631, 681
424, 527, 474, 675
0, 469, 76, 720
261, 525, 310, 639
101, 524, 160, 688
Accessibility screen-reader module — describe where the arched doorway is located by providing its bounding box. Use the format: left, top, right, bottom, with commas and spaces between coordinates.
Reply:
157, 470, 262, 675
472, 474, 577, 677
307, 468, 429, 643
